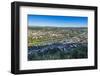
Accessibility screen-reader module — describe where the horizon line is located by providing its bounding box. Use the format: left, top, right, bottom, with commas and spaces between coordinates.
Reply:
28, 25, 87, 28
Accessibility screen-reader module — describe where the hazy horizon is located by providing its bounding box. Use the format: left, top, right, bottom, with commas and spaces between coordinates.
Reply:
28, 25, 87, 28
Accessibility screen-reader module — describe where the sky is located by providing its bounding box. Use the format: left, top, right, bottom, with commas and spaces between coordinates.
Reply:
28, 14, 88, 27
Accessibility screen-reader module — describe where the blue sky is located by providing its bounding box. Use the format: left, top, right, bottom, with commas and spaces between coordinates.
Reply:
28, 14, 88, 27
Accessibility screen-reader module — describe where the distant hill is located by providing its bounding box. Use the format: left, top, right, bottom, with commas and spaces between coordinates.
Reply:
28, 26, 87, 30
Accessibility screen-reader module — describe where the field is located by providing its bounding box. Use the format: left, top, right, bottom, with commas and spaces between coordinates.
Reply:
28, 27, 88, 61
